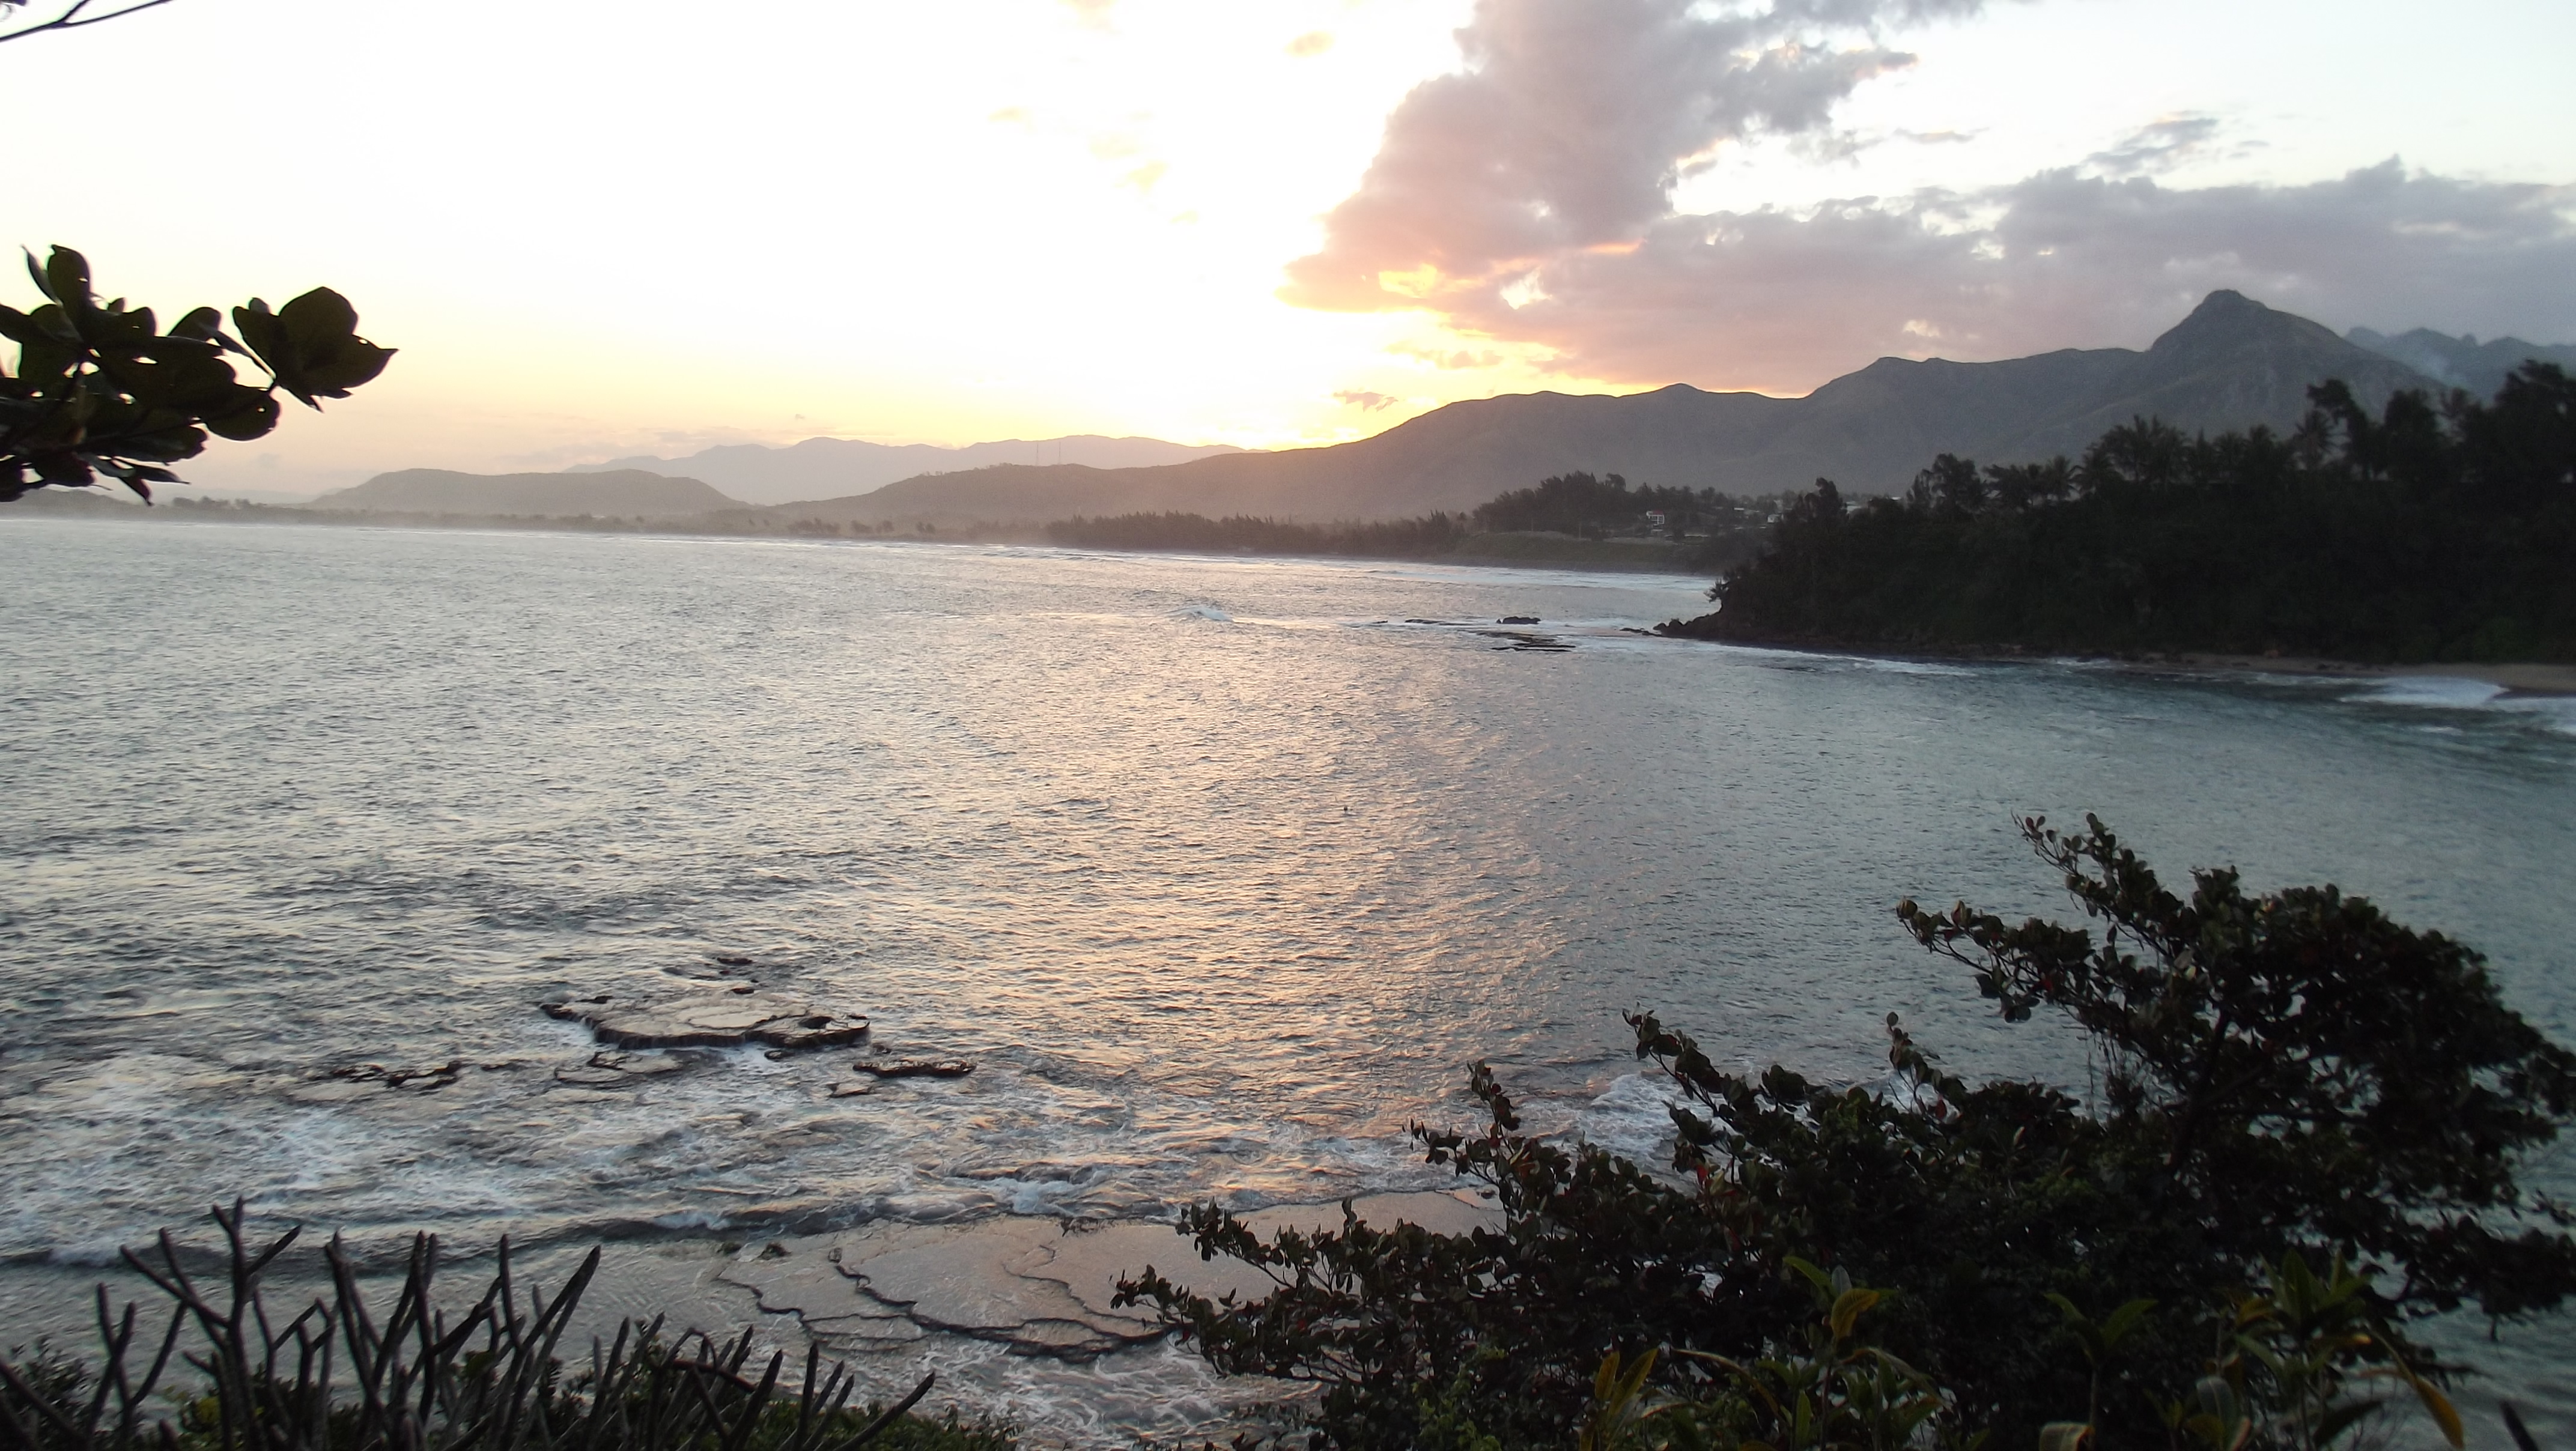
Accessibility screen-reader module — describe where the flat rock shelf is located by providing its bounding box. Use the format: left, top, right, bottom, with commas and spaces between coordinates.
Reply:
721, 1190, 1499, 1359
539, 991, 870, 1051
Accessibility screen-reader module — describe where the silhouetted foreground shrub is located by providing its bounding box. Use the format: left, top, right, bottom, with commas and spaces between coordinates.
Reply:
1666, 364, 2576, 661
1119, 817, 2571, 1450
0, 1207, 1008, 1451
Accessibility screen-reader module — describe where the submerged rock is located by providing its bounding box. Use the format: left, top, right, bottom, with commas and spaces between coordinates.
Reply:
851, 1058, 974, 1080
315, 1061, 466, 1091
539, 992, 868, 1051
553, 1050, 690, 1087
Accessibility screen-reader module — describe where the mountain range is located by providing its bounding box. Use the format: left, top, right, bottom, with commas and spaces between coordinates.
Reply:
2344, 327, 2576, 399
789, 291, 2451, 523
568, 434, 1243, 507
314, 469, 743, 516
330, 292, 2572, 525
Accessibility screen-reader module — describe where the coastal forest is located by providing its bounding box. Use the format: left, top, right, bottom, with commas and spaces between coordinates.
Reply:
1043, 473, 1784, 572
1664, 364, 2576, 662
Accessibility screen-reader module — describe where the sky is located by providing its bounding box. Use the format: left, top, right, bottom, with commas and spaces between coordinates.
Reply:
8, 0, 2575, 495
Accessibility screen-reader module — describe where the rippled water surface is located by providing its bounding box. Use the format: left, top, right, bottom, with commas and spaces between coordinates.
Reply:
5, 518, 2572, 1431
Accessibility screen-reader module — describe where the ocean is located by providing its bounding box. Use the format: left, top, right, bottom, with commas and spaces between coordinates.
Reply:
4, 516, 2569, 1438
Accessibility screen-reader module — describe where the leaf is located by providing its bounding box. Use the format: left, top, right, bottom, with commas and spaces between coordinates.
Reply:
2362, 1366, 2464, 1450
1594, 1350, 1623, 1401
171, 306, 226, 342
2100, 1298, 2156, 1348
43, 246, 91, 308
202, 392, 279, 441
1828, 1287, 1880, 1341
264, 286, 396, 402
1783, 1256, 1833, 1297
2040, 1422, 2092, 1451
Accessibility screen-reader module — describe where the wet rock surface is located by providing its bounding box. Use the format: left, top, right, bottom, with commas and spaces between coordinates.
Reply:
552, 1050, 691, 1088
852, 1058, 974, 1080
539, 991, 869, 1051
719, 1190, 1498, 1360
285, 1060, 484, 1101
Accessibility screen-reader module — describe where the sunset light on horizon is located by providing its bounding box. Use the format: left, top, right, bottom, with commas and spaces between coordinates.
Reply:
10, 0, 2574, 495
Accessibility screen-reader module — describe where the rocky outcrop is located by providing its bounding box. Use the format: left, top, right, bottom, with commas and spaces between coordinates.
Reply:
539, 991, 869, 1051
852, 1059, 974, 1080
552, 1050, 690, 1087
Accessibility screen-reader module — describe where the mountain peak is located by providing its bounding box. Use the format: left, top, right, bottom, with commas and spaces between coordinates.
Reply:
2149, 289, 2317, 351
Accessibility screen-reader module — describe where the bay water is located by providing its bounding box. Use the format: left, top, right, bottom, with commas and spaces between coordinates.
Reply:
4, 517, 2569, 1437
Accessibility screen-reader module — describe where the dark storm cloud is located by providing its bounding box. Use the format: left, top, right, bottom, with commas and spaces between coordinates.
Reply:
1280, 0, 1985, 309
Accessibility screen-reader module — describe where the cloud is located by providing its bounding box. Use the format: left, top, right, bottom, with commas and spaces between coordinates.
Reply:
1286, 31, 1334, 58
1334, 389, 1400, 411
1447, 161, 2576, 388
2085, 114, 2225, 176
1281, 0, 1987, 311
1388, 340, 1505, 370
1283, 0, 2576, 390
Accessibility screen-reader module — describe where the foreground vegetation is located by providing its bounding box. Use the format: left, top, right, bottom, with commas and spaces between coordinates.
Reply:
1666, 365, 2576, 661
0, 1208, 1008, 1451
1119, 817, 2573, 1449
2, 247, 391, 504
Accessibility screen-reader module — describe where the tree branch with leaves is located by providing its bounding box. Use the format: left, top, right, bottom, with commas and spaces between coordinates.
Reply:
1, 246, 393, 503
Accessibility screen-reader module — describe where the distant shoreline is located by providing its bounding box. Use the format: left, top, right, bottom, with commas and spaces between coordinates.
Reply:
2, 492, 1709, 577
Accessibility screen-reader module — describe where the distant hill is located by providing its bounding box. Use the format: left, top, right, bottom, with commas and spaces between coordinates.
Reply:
568, 434, 1246, 506
315, 469, 743, 518
2346, 327, 2576, 399
776, 291, 2443, 525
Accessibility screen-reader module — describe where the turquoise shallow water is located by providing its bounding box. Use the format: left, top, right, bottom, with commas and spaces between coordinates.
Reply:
3, 516, 2570, 1434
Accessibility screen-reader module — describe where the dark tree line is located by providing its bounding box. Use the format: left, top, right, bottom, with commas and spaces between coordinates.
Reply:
1471, 469, 1782, 542
1040, 478, 1795, 571
1667, 365, 2576, 662
1042, 510, 1471, 558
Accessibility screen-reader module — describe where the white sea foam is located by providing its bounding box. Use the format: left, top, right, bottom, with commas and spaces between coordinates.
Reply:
2339, 675, 2576, 736
2348, 676, 2510, 709
1570, 1072, 1689, 1166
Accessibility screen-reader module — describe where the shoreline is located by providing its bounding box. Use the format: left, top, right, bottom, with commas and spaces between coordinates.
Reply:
0, 1190, 1498, 1448
5, 498, 1710, 579
2146, 652, 2576, 697
1657, 619, 2576, 697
